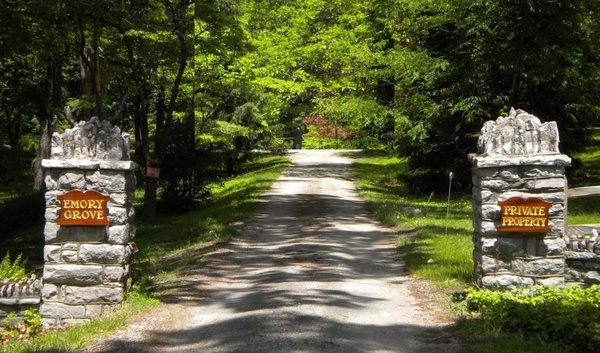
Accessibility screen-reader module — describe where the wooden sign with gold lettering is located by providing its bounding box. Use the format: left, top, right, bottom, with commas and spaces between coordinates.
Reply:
57, 190, 110, 226
497, 197, 551, 233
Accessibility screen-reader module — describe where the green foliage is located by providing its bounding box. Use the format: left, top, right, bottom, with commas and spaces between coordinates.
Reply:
1, 309, 42, 342
463, 285, 600, 352
1, 295, 158, 353
390, 0, 600, 190
0, 252, 29, 281
137, 155, 289, 262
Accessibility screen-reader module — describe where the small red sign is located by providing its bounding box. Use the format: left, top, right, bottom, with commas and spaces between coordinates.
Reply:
497, 197, 551, 233
146, 167, 160, 178
57, 190, 110, 226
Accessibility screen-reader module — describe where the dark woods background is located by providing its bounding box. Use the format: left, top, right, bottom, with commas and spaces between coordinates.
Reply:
1, 0, 598, 227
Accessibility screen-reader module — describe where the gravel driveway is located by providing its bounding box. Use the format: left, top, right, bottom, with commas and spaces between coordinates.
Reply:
83, 150, 461, 353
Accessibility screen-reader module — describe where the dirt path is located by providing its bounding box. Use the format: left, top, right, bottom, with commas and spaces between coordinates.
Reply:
84, 150, 461, 353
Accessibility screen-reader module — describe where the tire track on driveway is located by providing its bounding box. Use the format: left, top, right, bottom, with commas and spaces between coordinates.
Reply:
84, 150, 461, 353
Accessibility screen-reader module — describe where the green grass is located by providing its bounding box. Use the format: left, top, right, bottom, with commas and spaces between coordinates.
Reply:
134, 155, 289, 286
1, 294, 159, 353
350, 152, 474, 290
349, 151, 573, 353
568, 196, 600, 225
2, 154, 289, 351
570, 127, 600, 186
568, 127, 600, 226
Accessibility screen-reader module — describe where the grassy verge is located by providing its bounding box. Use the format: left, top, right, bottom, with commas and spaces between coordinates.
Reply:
568, 195, 600, 225
135, 155, 290, 287
350, 152, 473, 291
2, 154, 289, 352
349, 151, 572, 353
569, 127, 600, 187
1, 294, 159, 353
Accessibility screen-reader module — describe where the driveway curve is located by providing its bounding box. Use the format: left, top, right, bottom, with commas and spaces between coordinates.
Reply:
84, 150, 461, 353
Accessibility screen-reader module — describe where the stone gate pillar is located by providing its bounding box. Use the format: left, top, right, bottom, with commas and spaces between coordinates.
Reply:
40, 118, 136, 325
470, 109, 571, 289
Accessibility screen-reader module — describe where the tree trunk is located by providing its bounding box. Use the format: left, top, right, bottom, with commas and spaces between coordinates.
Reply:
143, 163, 158, 224
92, 0, 106, 120
143, 0, 191, 224
34, 54, 64, 191
33, 117, 52, 191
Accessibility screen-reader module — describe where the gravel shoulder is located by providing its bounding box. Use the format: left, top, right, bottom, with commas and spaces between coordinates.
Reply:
83, 150, 462, 353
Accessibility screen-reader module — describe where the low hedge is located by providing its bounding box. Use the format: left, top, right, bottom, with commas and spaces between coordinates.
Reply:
465, 285, 600, 352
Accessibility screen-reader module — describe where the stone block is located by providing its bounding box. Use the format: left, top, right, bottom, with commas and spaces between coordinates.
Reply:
482, 275, 534, 290
481, 204, 501, 221
85, 304, 104, 318
41, 284, 59, 300
478, 167, 520, 181
514, 258, 564, 276
108, 193, 128, 206
85, 171, 127, 193
44, 174, 58, 190
108, 207, 127, 225
481, 179, 525, 191
43, 222, 60, 242
583, 271, 600, 284
61, 250, 79, 263
40, 302, 85, 320
481, 255, 497, 273
548, 203, 564, 217
481, 190, 497, 203
565, 269, 581, 281
57, 172, 86, 190
535, 277, 565, 287
63, 286, 123, 304
522, 166, 564, 178
63, 243, 78, 251
539, 238, 566, 256
45, 191, 61, 207
43, 264, 103, 285
44, 245, 62, 263
45, 207, 60, 222
477, 221, 499, 236
548, 219, 565, 236
79, 244, 125, 264
525, 177, 565, 190
108, 225, 131, 244
104, 266, 129, 283
98, 160, 136, 171
480, 237, 497, 254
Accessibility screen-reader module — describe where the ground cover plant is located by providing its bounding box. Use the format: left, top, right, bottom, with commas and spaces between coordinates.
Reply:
1, 155, 288, 352
461, 285, 600, 352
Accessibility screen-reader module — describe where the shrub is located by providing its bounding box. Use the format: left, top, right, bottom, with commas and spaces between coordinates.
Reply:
464, 285, 600, 352
1, 308, 42, 342
0, 252, 29, 280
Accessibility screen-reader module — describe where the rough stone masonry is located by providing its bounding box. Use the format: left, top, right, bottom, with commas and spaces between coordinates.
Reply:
40, 117, 136, 325
470, 108, 571, 290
